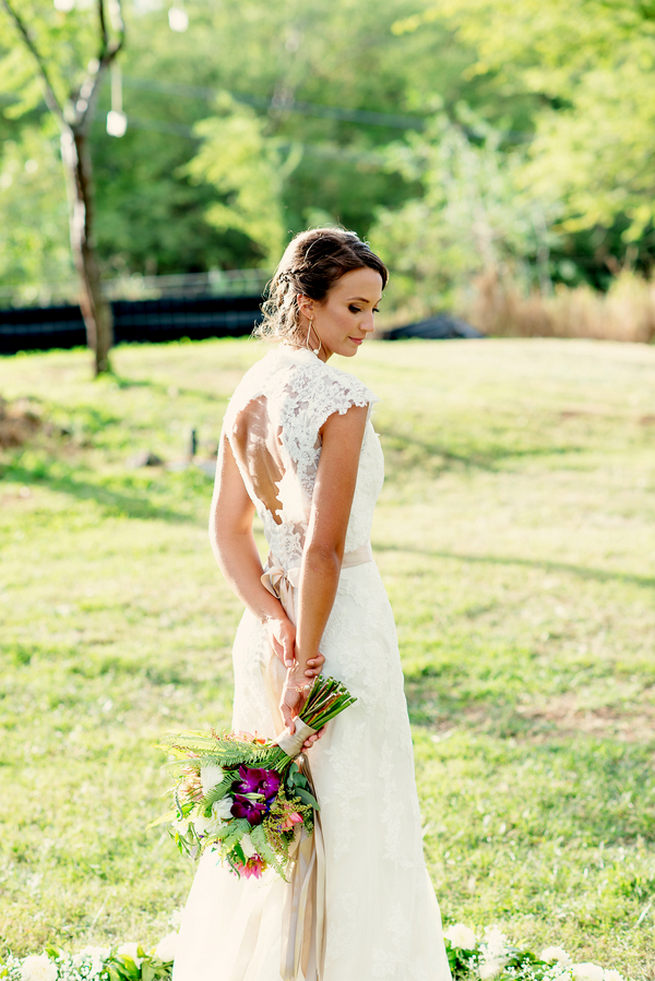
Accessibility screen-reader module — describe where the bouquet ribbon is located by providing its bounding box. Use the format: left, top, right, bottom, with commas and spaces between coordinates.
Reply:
280, 765, 325, 981
275, 719, 318, 758
260, 542, 372, 981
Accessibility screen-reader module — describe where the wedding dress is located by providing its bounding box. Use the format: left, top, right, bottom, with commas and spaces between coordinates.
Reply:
172, 344, 452, 981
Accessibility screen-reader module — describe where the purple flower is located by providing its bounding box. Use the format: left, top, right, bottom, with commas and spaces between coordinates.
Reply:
236, 766, 280, 801
228, 767, 281, 825
230, 794, 266, 825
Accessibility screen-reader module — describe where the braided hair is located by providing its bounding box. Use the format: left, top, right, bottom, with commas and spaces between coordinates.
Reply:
255, 227, 388, 344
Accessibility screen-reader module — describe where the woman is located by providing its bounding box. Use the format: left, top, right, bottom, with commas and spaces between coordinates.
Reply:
172, 228, 452, 981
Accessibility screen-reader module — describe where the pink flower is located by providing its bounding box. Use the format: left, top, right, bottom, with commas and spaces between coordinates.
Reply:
239, 855, 265, 879
281, 811, 304, 831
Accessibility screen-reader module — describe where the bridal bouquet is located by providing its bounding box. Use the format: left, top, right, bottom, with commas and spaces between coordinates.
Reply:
162, 675, 355, 881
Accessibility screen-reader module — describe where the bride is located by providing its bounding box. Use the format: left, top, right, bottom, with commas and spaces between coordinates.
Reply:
172, 228, 452, 981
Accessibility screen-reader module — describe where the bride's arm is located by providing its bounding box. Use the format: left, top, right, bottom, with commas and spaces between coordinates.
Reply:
280, 403, 368, 729
209, 433, 280, 617
210, 434, 322, 674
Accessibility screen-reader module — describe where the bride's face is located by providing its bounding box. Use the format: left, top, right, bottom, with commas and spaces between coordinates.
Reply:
305, 267, 383, 361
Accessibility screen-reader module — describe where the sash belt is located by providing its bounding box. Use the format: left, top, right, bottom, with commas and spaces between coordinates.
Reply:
260, 542, 373, 624
260, 542, 372, 981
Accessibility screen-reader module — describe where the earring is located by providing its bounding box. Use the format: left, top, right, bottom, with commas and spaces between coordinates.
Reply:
306, 318, 322, 357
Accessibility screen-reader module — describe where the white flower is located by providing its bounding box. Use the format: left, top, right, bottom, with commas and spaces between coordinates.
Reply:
154, 931, 178, 962
571, 963, 604, 981
77, 947, 109, 961
116, 943, 142, 967
240, 833, 257, 859
479, 958, 504, 979
444, 922, 476, 949
191, 797, 234, 839
200, 762, 225, 795
541, 947, 571, 965
72, 947, 110, 973
482, 926, 508, 959
191, 813, 212, 836
603, 972, 624, 981
543, 968, 574, 981
211, 796, 234, 821
20, 955, 57, 981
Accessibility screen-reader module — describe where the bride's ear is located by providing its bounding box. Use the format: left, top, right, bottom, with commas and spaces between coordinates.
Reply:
297, 294, 314, 321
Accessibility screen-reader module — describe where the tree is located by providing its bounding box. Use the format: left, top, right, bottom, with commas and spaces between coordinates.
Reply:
0, 0, 125, 375
394, 0, 655, 271
371, 111, 562, 318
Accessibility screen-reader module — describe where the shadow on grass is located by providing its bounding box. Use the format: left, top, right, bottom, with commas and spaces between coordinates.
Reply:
378, 543, 655, 590
110, 372, 229, 406
404, 671, 655, 845
1, 459, 196, 524
376, 423, 587, 479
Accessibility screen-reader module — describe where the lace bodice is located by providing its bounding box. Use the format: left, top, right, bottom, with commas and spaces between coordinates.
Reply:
222, 345, 384, 570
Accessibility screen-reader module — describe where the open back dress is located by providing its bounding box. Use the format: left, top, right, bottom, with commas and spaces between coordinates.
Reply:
172, 344, 452, 981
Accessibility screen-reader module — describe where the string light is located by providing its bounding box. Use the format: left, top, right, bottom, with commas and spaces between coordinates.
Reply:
168, 6, 189, 32
106, 63, 127, 137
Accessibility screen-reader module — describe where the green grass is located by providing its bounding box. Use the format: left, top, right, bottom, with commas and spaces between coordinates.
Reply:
1, 337, 654, 978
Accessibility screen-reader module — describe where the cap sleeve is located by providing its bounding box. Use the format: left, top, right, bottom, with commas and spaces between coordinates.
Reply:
310, 364, 378, 432
280, 359, 378, 477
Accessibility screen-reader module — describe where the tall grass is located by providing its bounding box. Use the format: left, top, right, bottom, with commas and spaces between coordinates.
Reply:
467, 268, 655, 343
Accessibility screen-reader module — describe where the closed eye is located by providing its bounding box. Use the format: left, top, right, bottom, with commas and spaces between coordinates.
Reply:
349, 304, 381, 313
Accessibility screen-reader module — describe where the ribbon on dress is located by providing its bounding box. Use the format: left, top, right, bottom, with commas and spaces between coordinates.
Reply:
260, 543, 372, 981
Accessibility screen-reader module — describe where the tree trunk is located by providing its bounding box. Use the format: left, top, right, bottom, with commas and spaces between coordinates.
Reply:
60, 126, 114, 376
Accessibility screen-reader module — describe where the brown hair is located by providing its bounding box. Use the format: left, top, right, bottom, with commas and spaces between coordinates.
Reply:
255, 227, 388, 343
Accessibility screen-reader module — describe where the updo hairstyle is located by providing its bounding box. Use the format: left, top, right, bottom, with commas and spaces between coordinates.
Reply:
255, 227, 388, 344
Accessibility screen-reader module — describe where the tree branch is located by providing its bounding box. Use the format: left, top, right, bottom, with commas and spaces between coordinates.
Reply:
107, 0, 126, 58
74, 0, 126, 133
98, 0, 109, 55
0, 0, 66, 125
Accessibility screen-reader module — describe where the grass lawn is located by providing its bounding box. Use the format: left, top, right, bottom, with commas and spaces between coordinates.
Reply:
0, 337, 654, 978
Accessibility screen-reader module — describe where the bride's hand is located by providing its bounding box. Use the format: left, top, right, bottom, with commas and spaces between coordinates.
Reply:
265, 616, 325, 677
279, 667, 312, 733
301, 726, 325, 751
265, 615, 296, 668
279, 665, 327, 750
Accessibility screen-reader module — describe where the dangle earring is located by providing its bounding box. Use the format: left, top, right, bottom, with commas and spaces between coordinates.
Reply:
306, 318, 322, 358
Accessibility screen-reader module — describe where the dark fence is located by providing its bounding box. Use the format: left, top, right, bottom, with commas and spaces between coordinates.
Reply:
0, 294, 262, 354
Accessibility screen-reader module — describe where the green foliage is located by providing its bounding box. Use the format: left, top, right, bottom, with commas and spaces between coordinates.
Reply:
0, 3, 104, 116
185, 94, 297, 264
285, 765, 318, 812
372, 109, 563, 315
2, 0, 653, 296
0, 122, 73, 300
399, 0, 655, 250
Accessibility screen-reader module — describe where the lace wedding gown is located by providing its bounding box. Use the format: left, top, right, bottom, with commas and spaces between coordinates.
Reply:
172, 345, 451, 981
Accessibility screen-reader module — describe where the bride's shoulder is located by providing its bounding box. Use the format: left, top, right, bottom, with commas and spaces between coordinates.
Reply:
285, 349, 380, 427
226, 345, 377, 423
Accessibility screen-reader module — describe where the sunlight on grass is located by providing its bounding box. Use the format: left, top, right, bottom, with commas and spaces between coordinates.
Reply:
1, 337, 654, 978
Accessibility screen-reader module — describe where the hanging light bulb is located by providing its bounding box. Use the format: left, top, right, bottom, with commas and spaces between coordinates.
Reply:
106, 63, 127, 137
106, 110, 127, 137
168, 6, 189, 32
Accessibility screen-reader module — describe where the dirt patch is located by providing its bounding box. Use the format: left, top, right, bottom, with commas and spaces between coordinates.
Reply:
0, 397, 42, 449
514, 690, 655, 743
